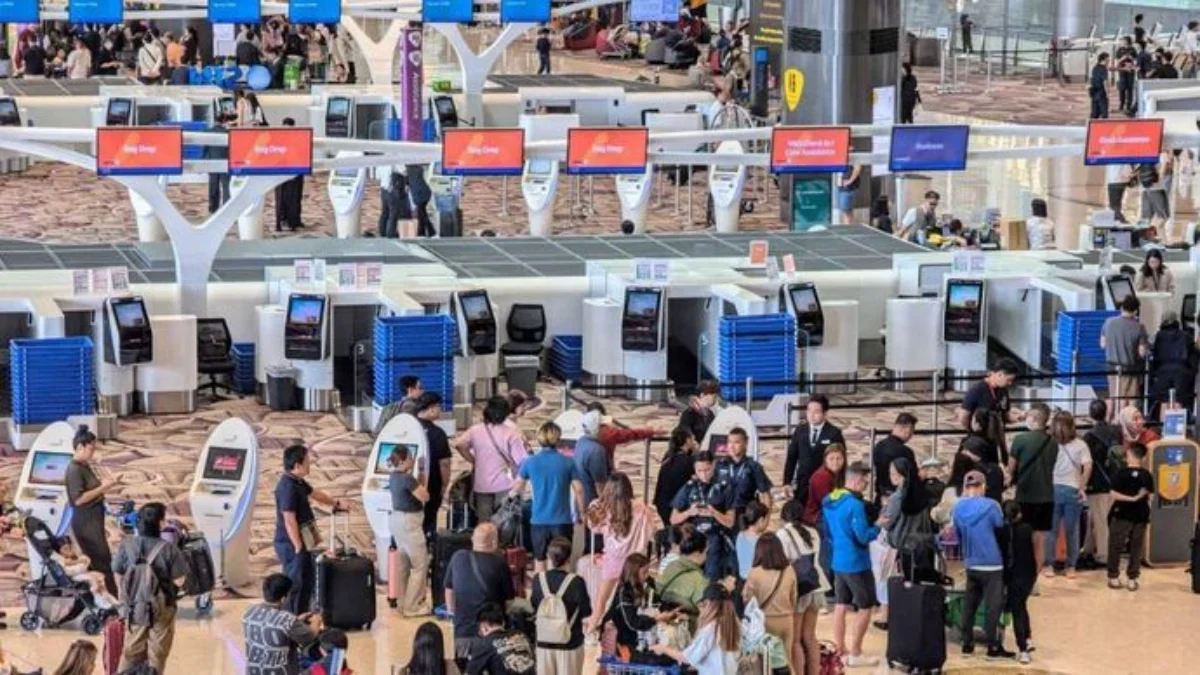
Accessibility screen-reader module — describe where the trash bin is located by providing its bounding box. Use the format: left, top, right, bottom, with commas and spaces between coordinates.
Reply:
504, 355, 541, 396
266, 365, 298, 412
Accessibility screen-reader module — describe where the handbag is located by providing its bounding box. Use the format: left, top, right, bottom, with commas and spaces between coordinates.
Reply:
483, 424, 518, 481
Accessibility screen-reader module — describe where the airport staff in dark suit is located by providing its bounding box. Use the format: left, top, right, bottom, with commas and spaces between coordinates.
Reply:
274, 117, 305, 232
784, 394, 845, 505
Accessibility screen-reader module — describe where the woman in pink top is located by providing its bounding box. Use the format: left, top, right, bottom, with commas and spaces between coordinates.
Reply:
583, 472, 660, 634
454, 396, 529, 521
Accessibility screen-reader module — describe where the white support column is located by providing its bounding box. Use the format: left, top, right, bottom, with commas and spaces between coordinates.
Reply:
431, 22, 533, 126
117, 175, 286, 317
339, 15, 406, 85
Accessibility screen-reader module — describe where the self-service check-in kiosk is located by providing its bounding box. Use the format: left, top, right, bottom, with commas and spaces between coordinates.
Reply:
14, 422, 75, 579
1102, 274, 1136, 310
324, 96, 352, 138
621, 286, 668, 401
187, 417, 258, 591
781, 282, 825, 348
104, 97, 134, 126
428, 163, 464, 237
328, 152, 368, 238
1145, 439, 1198, 565
709, 141, 747, 233
617, 166, 654, 234
362, 413, 427, 582
96, 296, 152, 415
231, 175, 266, 240
284, 293, 336, 411
943, 278, 988, 389
519, 113, 577, 237
311, 88, 396, 141
701, 406, 759, 459
129, 176, 169, 242
430, 95, 459, 136
453, 290, 499, 401
0, 97, 29, 174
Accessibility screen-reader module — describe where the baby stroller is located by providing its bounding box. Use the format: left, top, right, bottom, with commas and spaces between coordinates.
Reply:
18, 515, 113, 635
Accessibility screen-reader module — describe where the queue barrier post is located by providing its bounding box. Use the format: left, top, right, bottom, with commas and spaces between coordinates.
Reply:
745, 376, 754, 412
931, 369, 941, 434
642, 437, 653, 503
866, 427, 877, 502
1169, 388, 1176, 409
562, 379, 571, 413
1143, 365, 1151, 417
500, 176, 509, 217
1070, 350, 1079, 412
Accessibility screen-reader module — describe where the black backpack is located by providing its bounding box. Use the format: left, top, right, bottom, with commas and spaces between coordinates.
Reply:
1138, 163, 1160, 188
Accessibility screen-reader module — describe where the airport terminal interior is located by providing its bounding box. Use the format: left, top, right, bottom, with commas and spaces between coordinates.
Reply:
1, 1, 1200, 674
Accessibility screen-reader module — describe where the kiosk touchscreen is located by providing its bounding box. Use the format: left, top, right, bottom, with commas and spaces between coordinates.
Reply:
105, 98, 133, 126
701, 406, 759, 459
103, 296, 153, 366
454, 290, 498, 355
325, 96, 352, 138
431, 96, 459, 134
943, 279, 986, 343
0, 98, 22, 127
328, 151, 367, 238
188, 417, 258, 590
1145, 440, 1198, 565
622, 287, 664, 352
14, 422, 76, 578
709, 141, 747, 234
214, 96, 235, 123
1105, 274, 1137, 309
362, 413, 428, 581
553, 409, 584, 457
521, 159, 558, 237
782, 282, 826, 347
616, 166, 654, 234
284, 293, 330, 361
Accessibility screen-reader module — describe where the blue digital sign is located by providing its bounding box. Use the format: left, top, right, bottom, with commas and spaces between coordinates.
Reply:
288, 0, 341, 24
630, 0, 678, 23
0, 0, 39, 24
888, 125, 971, 173
69, 0, 123, 24
210, 0, 262, 24
500, 0, 550, 22
423, 0, 474, 23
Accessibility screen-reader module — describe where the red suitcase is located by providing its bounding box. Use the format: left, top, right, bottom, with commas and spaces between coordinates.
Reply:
504, 547, 528, 597
103, 616, 125, 675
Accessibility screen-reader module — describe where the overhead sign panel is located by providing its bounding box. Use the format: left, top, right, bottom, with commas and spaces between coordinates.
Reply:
0, 0, 40, 23
630, 0, 677, 22
210, 0, 262, 24
288, 0, 340, 24
423, 0, 473, 23
70, 0, 123, 24
888, 125, 970, 173
566, 127, 649, 175
95, 127, 183, 176
1085, 119, 1164, 166
441, 128, 526, 176
228, 127, 314, 176
770, 127, 852, 174
500, 0, 551, 22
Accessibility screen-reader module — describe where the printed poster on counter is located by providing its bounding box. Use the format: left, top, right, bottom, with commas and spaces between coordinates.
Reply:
108, 266, 130, 293
634, 259, 653, 282
294, 259, 313, 286
363, 263, 383, 287
91, 268, 109, 296
749, 240, 769, 267
782, 254, 796, 275
72, 270, 91, 296
312, 258, 326, 284
338, 264, 357, 289
652, 261, 670, 283
0, 0, 40, 24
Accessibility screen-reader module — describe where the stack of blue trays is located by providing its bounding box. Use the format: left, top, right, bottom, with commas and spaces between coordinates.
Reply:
549, 335, 582, 383
374, 315, 455, 410
231, 342, 256, 395
1056, 310, 1118, 389
10, 337, 95, 425
164, 121, 209, 160
718, 314, 797, 401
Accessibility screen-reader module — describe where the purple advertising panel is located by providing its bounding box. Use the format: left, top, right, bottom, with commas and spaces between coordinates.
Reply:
399, 27, 423, 141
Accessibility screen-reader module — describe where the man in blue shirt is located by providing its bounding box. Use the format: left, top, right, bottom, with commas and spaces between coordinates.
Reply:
952, 470, 1015, 661
511, 421, 585, 574
274, 444, 344, 614
574, 410, 611, 554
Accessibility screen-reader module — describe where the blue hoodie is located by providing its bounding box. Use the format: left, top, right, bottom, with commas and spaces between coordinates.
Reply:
952, 495, 1004, 569
822, 489, 880, 574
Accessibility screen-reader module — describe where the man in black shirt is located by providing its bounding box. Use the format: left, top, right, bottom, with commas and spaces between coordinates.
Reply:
445, 523, 516, 663
871, 413, 917, 504
529, 537, 591, 671
956, 359, 1021, 428
274, 444, 345, 615
785, 394, 845, 504
1107, 443, 1154, 590
1090, 52, 1111, 119
466, 602, 536, 675
679, 380, 719, 444
21, 42, 46, 77
414, 391, 453, 539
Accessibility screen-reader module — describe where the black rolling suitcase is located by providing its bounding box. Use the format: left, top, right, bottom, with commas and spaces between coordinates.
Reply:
179, 534, 215, 596
314, 512, 377, 631
431, 503, 473, 609
886, 578, 947, 674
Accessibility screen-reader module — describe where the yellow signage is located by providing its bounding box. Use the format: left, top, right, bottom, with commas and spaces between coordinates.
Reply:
1158, 462, 1192, 503
784, 69, 805, 112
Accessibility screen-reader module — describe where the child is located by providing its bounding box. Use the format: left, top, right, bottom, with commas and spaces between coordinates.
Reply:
387, 446, 431, 616
735, 501, 769, 580
52, 538, 117, 610
536, 28, 552, 75
1002, 501, 1037, 665
307, 629, 354, 675
1107, 443, 1154, 591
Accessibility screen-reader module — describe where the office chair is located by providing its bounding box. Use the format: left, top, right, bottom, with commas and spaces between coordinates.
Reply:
197, 318, 236, 400
500, 304, 547, 357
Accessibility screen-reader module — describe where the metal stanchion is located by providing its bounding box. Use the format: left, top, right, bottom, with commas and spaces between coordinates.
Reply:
1142, 366, 1150, 416
1169, 388, 1176, 409
1069, 350, 1079, 412
1039, 48, 1048, 91
931, 370, 941, 433
562, 379, 571, 412
500, 176, 509, 216
867, 428, 878, 501
744, 376, 754, 411
642, 437, 653, 503
674, 168, 681, 215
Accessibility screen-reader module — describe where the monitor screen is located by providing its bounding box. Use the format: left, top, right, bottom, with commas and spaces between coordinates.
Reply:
202, 446, 247, 481
621, 288, 662, 352
106, 98, 132, 124
943, 279, 985, 343
708, 434, 728, 455
217, 97, 235, 120
285, 294, 326, 361
889, 125, 971, 173
789, 286, 820, 316
29, 452, 70, 487
288, 296, 325, 325
627, 291, 660, 317
918, 264, 951, 294
1085, 119, 1164, 166
327, 98, 351, 118
459, 292, 492, 322
527, 159, 555, 175
112, 298, 148, 329
1107, 276, 1136, 307
787, 283, 825, 347
374, 442, 419, 475
435, 97, 456, 118
0, 99, 19, 126
334, 167, 359, 178
567, 127, 649, 175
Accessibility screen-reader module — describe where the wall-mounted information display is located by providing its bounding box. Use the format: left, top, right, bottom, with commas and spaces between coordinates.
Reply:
228, 127, 314, 176
1085, 119, 1164, 166
567, 127, 649, 175
422, 0, 474, 23
441, 128, 525, 176
889, 125, 970, 173
770, 127, 852, 174
0, 0, 40, 24
210, 0, 262, 24
95, 127, 183, 176
70, 0, 123, 24
500, 0, 551, 22
289, 0, 340, 24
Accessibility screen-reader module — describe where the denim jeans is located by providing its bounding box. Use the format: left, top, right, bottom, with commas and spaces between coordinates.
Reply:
274, 541, 314, 615
1045, 484, 1085, 569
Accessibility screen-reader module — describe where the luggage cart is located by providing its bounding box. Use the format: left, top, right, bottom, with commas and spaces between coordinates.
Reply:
596, 656, 682, 675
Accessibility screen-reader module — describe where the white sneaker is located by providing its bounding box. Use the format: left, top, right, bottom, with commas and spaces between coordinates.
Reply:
1018, 651, 1032, 665
1108, 578, 1122, 589
844, 654, 879, 668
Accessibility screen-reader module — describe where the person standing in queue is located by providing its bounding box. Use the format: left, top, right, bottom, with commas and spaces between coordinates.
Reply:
899, 63, 920, 124
956, 359, 1023, 431
414, 392, 454, 540
714, 427, 772, 519
406, 164, 435, 238
275, 444, 347, 615
64, 425, 118, 596
871, 413, 917, 506
274, 117, 306, 232
670, 451, 737, 579
1089, 52, 1111, 119
784, 395, 844, 506
679, 380, 719, 444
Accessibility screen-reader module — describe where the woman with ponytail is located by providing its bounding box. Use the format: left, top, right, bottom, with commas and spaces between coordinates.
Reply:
64, 425, 118, 594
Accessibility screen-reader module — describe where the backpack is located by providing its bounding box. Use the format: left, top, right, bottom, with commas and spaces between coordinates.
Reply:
779, 527, 821, 596
119, 541, 168, 628
1138, 163, 1160, 188
535, 572, 577, 646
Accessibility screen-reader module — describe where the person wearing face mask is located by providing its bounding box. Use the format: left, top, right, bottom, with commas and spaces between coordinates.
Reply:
95, 38, 120, 76
679, 380, 719, 443
670, 451, 737, 580
784, 394, 845, 506
64, 425, 119, 595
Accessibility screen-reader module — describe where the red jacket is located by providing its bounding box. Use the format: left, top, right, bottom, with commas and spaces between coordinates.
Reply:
597, 425, 657, 462
804, 467, 837, 525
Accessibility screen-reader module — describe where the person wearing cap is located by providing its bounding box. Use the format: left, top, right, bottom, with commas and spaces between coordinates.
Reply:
585, 402, 657, 465
785, 394, 845, 506
821, 461, 880, 668
679, 380, 720, 444
952, 469, 1014, 661
714, 426, 772, 516
574, 409, 612, 554
871, 413, 917, 506
414, 392, 453, 539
